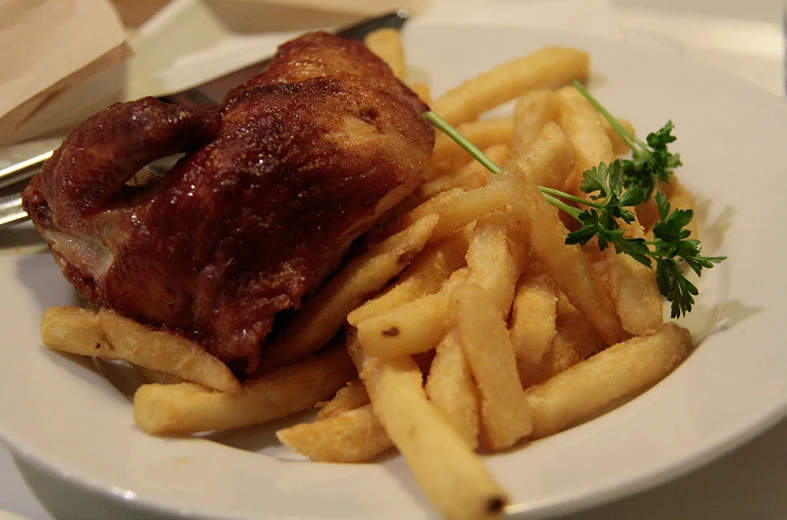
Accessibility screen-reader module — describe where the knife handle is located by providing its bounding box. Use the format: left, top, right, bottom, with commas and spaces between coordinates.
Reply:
0, 194, 28, 228
0, 151, 53, 190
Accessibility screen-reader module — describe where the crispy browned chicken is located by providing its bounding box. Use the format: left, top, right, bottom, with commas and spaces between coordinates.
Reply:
22, 32, 434, 373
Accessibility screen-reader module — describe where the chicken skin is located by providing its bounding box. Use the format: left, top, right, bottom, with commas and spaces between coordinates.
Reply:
22, 32, 434, 373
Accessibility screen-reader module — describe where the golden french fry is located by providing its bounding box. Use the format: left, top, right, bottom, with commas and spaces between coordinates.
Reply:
556, 91, 658, 336
262, 214, 438, 369
557, 85, 615, 195
635, 179, 669, 232
636, 175, 697, 239
558, 89, 660, 336
554, 288, 575, 317
509, 265, 558, 363
555, 299, 605, 361
600, 116, 636, 157
364, 28, 405, 79
425, 331, 480, 449
133, 343, 355, 435
465, 211, 528, 318
348, 331, 508, 520
522, 121, 576, 189
278, 404, 392, 463
604, 221, 663, 336
432, 47, 589, 126
41, 306, 240, 393
410, 82, 431, 104
348, 229, 469, 323
511, 90, 559, 157
453, 284, 531, 451
503, 136, 627, 346
517, 335, 580, 390
526, 323, 691, 439
355, 268, 469, 359
417, 144, 509, 202
666, 176, 698, 238
428, 118, 514, 179
517, 300, 604, 388
134, 366, 185, 385
376, 182, 512, 245
318, 378, 370, 420
40, 305, 104, 348
640, 178, 699, 243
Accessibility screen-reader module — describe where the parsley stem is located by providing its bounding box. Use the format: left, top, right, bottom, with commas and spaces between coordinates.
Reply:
539, 187, 604, 209
423, 111, 592, 217
424, 112, 501, 174
543, 194, 581, 220
570, 80, 648, 151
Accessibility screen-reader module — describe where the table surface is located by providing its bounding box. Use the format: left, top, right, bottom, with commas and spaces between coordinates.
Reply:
1, 0, 785, 518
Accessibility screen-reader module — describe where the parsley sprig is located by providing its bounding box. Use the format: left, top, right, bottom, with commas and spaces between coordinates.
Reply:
423, 89, 725, 318
571, 81, 682, 199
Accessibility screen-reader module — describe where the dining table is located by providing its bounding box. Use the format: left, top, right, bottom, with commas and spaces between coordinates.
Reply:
1, 0, 784, 518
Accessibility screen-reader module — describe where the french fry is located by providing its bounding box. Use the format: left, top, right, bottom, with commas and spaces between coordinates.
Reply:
425, 331, 480, 449
317, 379, 370, 420
665, 176, 698, 239
453, 284, 532, 451
522, 122, 576, 190
354, 268, 469, 359
348, 228, 470, 324
348, 331, 508, 520
511, 90, 559, 157
517, 301, 604, 388
133, 343, 355, 435
410, 82, 431, 104
262, 214, 438, 369
428, 118, 514, 179
517, 335, 580, 390
134, 366, 185, 385
364, 28, 405, 80
557, 87, 662, 335
509, 265, 558, 363
465, 211, 528, 318
635, 179, 670, 232
41, 306, 240, 393
640, 180, 699, 243
600, 116, 636, 157
604, 221, 664, 336
503, 135, 627, 346
417, 144, 508, 201
557, 85, 615, 194
554, 288, 575, 317
278, 404, 392, 462
555, 300, 605, 360
431, 47, 589, 126
376, 183, 511, 244
526, 323, 691, 439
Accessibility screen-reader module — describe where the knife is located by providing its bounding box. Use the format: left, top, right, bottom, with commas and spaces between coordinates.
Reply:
0, 10, 409, 228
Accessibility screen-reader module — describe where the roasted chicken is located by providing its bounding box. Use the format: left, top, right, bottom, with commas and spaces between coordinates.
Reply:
22, 32, 434, 373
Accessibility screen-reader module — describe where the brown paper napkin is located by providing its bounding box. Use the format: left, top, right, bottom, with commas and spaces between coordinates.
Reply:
0, 0, 131, 146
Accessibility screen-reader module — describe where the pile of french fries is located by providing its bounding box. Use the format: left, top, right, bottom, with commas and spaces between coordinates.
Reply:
40, 28, 698, 520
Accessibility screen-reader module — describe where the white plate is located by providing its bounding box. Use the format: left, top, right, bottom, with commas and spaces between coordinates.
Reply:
1, 22, 786, 520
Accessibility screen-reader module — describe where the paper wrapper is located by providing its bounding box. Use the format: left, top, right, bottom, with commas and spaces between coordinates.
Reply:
0, 0, 131, 147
